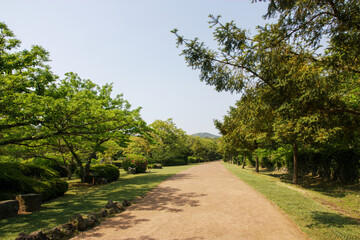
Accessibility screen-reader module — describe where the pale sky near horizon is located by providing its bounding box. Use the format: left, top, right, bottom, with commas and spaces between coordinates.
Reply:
0, 0, 271, 135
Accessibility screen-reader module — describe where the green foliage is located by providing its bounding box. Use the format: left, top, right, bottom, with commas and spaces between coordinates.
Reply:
187, 156, 198, 164
111, 160, 123, 168
122, 155, 148, 173
174, 1, 360, 183
0, 162, 68, 201
164, 159, 187, 166
85, 164, 119, 183
149, 119, 188, 165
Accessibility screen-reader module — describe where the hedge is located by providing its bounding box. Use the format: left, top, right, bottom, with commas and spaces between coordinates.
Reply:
0, 162, 68, 201
76, 164, 120, 184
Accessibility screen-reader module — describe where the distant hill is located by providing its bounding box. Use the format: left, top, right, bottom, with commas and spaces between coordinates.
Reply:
191, 132, 220, 139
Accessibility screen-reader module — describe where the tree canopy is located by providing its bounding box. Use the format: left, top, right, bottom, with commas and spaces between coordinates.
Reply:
173, 0, 360, 183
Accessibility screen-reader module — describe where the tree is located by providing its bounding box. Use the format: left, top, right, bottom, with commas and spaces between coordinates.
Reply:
150, 119, 188, 165
172, 1, 360, 183
44, 73, 149, 182
0, 22, 57, 147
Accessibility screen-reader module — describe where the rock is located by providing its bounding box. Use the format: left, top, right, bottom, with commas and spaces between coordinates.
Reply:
60, 223, 76, 237
105, 200, 117, 209
70, 213, 87, 231
108, 208, 116, 214
127, 167, 136, 174
85, 212, 100, 228
16, 193, 42, 212
116, 202, 125, 212
84, 218, 96, 228
45, 227, 62, 240
16, 231, 49, 240
100, 208, 108, 218
122, 199, 131, 207
16, 233, 27, 240
0, 200, 19, 220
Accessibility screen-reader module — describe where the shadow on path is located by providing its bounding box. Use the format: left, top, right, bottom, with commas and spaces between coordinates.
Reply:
132, 186, 207, 212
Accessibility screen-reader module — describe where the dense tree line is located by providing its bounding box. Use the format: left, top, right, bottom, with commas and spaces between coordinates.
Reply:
124, 119, 221, 166
173, 0, 360, 183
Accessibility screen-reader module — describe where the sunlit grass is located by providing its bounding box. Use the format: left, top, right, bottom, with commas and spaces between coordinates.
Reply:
224, 162, 360, 240
0, 165, 195, 240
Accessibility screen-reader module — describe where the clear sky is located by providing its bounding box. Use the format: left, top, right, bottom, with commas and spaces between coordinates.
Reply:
0, 0, 271, 135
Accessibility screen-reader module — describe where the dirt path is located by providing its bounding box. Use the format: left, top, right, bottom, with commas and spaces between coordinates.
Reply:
73, 161, 306, 240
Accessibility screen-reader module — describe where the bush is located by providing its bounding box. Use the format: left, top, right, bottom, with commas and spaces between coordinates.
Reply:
25, 158, 73, 178
123, 155, 148, 173
148, 163, 162, 169
164, 158, 186, 166
81, 164, 120, 184
111, 160, 123, 169
188, 156, 198, 163
0, 162, 68, 201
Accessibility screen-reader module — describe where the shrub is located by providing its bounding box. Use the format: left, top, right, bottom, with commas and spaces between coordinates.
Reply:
111, 160, 123, 169
82, 164, 120, 184
164, 159, 186, 166
188, 156, 198, 163
148, 163, 162, 169
123, 155, 148, 173
25, 158, 72, 178
0, 162, 68, 201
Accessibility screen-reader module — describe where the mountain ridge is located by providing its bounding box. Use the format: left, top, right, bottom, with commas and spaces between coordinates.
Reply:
191, 132, 220, 139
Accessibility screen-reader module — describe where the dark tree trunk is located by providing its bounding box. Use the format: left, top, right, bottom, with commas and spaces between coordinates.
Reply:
255, 155, 259, 173
293, 142, 299, 184
242, 152, 246, 169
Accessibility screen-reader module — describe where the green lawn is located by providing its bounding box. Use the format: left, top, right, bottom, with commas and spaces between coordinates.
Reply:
224, 162, 360, 240
0, 165, 195, 240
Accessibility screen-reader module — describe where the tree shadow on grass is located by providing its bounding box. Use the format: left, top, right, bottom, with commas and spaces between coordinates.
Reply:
307, 211, 360, 228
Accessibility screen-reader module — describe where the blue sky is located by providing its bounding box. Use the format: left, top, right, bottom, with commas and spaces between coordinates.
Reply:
0, 0, 271, 135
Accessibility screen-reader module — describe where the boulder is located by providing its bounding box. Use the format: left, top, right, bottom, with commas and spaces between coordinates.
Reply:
45, 227, 62, 240
85, 212, 100, 228
16, 193, 42, 212
99, 208, 108, 218
70, 213, 87, 231
105, 200, 117, 209
60, 223, 76, 237
127, 167, 136, 174
122, 199, 131, 207
0, 200, 19, 220
16, 231, 49, 240
116, 202, 125, 212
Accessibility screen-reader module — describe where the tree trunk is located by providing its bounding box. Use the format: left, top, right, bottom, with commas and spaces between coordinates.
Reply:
255, 155, 259, 173
293, 142, 299, 184
242, 152, 246, 169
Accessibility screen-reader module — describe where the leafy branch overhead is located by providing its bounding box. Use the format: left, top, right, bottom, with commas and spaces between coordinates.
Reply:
173, 0, 360, 184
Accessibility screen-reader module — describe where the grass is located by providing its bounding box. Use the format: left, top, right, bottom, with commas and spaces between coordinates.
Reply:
0, 164, 195, 240
224, 162, 360, 240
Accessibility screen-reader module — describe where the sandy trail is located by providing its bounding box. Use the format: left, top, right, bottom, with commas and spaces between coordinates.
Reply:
73, 161, 306, 240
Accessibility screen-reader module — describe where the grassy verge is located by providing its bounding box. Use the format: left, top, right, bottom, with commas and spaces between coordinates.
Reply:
0, 164, 195, 240
223, 162, 360, 240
